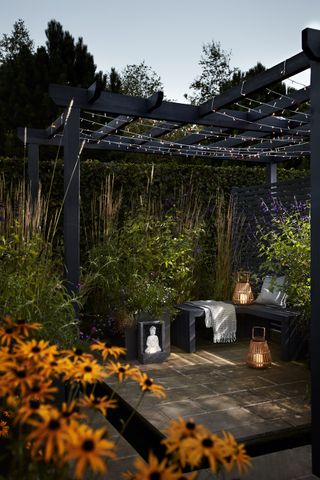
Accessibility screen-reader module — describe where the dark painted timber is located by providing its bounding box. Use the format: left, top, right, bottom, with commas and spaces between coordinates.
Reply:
199, 51, 310, 115
303, 27, 320, 478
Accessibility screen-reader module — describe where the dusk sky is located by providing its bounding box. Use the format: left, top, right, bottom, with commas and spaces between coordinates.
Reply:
1, 0, 320, 101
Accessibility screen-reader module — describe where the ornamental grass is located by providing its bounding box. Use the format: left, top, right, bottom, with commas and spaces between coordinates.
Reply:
0, 314, 250, 479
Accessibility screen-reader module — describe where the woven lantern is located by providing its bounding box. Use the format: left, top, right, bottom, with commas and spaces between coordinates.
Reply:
232, 271, 254, 305
247, 327, 272, 369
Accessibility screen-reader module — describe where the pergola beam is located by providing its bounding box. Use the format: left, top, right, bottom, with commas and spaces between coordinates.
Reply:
46, 112, 66, 138
203, 114, 309, 151
49, 84, 306, 132
175, 88, 310, 146
136, 121, 185, 144
248, 87, 310, 122
199, 51, 310, 115
89, 115, 134, 141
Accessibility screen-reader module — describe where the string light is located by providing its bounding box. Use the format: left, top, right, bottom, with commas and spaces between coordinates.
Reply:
77, 122, 309, 160
41, 72, 313, 165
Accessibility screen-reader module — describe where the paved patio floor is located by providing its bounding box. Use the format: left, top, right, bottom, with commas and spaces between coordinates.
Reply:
99, 331, 314, 478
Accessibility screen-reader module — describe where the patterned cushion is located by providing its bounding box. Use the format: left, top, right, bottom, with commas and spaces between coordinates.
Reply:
254, 275, 287, 308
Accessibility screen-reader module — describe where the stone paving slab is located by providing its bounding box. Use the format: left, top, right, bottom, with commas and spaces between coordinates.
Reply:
196, 445, 317, 480
99, 337, 311, 478
111, 339, 311, 439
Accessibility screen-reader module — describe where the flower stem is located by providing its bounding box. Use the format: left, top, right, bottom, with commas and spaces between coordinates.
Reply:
116, 391, 145, 445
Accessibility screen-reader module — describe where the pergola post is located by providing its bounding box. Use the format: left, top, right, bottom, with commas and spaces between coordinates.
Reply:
27, 143, 39, 205
63, 105, 80, 308
302, 27, 320, 477
266, 163, 277, 184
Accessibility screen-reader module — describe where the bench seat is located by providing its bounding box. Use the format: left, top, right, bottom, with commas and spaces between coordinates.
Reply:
171, 302, 300, 361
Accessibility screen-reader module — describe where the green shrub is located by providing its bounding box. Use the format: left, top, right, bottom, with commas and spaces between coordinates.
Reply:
83, 209, 203, 329
0, 231, 79, 346
257, 202, 310, 328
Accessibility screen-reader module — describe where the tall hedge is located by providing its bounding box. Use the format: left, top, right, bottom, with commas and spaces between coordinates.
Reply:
0, 156, 308, 199
0, 156, 308, 251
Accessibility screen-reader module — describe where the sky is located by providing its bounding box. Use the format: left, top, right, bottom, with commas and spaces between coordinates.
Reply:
1, 0, 320, 102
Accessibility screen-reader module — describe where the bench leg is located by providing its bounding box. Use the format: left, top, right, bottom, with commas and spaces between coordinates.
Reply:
281, 317, 290, 361
171, 311, 196, 353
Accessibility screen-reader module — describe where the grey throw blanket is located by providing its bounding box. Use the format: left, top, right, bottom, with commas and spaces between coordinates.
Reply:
185, 300, 237, 343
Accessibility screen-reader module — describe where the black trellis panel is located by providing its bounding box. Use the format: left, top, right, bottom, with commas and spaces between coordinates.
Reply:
232, 176, 310, 275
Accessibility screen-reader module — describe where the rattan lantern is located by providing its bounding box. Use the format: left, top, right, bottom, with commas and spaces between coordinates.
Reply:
232, 271, 254, 305
247, 327, 272, 369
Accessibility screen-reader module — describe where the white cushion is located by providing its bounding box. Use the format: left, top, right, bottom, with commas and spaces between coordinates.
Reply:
254, 275, 287, 308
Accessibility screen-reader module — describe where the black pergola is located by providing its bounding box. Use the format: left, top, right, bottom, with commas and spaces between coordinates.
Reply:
18, 28, 320, 475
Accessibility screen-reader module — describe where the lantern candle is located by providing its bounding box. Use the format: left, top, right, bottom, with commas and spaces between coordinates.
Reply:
239, 293, 247, 304
252, 353, 264, 366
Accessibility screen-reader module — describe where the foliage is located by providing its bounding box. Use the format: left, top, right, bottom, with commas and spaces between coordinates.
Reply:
0, 20, 105, 156
0, 231, 79, 347
44, 20, 105, 88
0, 316, 250, 479
257, 199, 310, 326
212, 191, 245, 300
120, 60, 163, 97
0, 178, 79, 347
106, 66, 122, 93
0, 19, 34, 63
186, 40, 236, 104
84, 208, 203, 329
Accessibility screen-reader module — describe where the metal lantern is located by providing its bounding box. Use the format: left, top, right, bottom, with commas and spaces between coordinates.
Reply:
247, 326, 272, 369
232, 271, 254, 305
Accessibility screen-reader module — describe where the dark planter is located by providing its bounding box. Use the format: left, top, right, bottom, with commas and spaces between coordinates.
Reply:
136, 311, 171, 364
124, 325, 138, 361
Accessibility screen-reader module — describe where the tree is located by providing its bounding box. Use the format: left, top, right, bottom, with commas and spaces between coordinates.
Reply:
120, 61, 163, 97
106, 67, 122, 93
185, 40, 236, 104
45, 20, 104, 88
0, 19, 34, 63
0, 19, 107, 156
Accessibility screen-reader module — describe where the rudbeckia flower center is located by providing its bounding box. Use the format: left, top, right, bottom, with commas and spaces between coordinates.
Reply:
202, 437, 213, 448
17, 320, 25, 325
145, 379, 153, 387
48, 419, 60, 430
118, 367, 125, 373
62, 410, 73, 418
92, 397, 101, 405
29, 400, 40, 409
15, 369, 27, 378
31, 385, 41, 393
31, 346, 41, 353
82, 439, 95, 452
150, 472, 161, 480
74, 348, 83, 356
186, 421, 196, 430
5, 327, 14, 334
104, 340, 112, 348
84, 366, 92, 372
50, 361, 58, 367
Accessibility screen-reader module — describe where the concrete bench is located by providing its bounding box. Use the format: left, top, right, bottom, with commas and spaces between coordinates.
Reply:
171, 302, 300, 361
